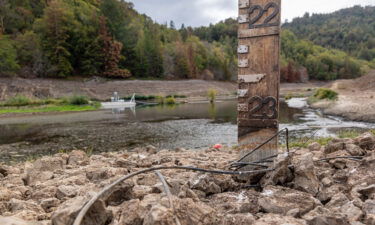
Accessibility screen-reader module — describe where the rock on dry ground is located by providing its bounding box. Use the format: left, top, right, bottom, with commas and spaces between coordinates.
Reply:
0, 133, 375, 225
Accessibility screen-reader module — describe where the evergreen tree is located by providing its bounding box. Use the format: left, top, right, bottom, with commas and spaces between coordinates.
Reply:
0, 35, 20, 76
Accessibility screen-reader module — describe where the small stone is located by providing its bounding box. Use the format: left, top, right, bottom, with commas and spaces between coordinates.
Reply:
67, 150, 89, 166
40, 198, 60, 212
56, 185, 78, 200
254, 214, 307, 225
358, 184, 375, 200
260, 153, 292, 187
259, 186, 320, 216
85, 167, 110, 181
0, 216, 42, 225
145, 145, 157, 154
355, 132, 375, 150
0, 165, 8, 177
9, 199, 44, 214
308, 142, 322, 152
364, 200, 375, 215
293, 153, 320, 195
322, 177, 333, 187
51, 196, 112, 225
287, 208, 300, 217
325, 141, 345, 154
23, 157, 64, 186
345, 144, 365, 156
303, 206, 351, 225
132, 185, 153, 200
223, 213, 256, 225
340, 202, 363, 222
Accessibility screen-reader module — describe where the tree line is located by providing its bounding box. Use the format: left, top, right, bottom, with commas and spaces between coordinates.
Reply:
283, 6, 375, 62
0, 0, 236, 80
0, 1, 374, 81
191, 7, 374, 81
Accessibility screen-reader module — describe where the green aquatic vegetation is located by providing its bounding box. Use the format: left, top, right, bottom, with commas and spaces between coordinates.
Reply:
0, 104, 99, 114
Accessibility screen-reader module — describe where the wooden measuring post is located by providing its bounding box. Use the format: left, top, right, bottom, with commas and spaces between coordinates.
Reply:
237, 0, 281, 166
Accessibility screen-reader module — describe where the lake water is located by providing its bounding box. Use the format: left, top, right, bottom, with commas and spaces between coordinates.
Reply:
1, 98, 375, 162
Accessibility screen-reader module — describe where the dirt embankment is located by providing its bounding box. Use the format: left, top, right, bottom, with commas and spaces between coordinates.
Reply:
310, 70, 375, 122
0, 77, 237, 101
0, 77, 328, 102
0, 132, 375, 225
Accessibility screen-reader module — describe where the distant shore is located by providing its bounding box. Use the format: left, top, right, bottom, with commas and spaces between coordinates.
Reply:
0, 77, 237, 102
2, 75, 375, 123
309, 70, 375, 123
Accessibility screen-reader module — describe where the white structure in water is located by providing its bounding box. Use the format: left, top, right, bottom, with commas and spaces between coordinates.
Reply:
101, 92, 136, 109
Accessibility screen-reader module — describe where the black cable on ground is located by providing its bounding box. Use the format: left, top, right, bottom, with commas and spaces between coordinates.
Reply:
234, 128, 289, 164
73, 166, 274, 225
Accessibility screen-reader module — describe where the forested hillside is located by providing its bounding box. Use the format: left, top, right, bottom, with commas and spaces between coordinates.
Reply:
1, 1, 374, 81
192, 12, 374, 81
0, 0, 236, 80
283, 6, 375, 62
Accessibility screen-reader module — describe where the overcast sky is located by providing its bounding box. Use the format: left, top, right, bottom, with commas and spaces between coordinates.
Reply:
131, 0, 375, 27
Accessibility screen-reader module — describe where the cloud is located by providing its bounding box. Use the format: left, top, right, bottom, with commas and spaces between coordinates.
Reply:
131, 0, 237, 27
132, 0, 375, 27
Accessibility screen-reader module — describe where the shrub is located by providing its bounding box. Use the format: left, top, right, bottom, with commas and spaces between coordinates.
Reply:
4, 95, 32, 107
165, 96, 176, 105
156, 96, 165, 105
314, 88, 338, 100
68, 96, 89, 105
43, 98, 63, 105
207, 89, 218, 103
134, 95, 156, 101
166, 94, 186, 98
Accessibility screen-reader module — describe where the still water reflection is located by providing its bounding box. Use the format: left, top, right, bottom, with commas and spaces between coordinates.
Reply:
0, 98, 374, 162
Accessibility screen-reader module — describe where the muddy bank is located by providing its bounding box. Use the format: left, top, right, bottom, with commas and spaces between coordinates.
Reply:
0, 77, 328, 102
0, 77, 237, 101
0, 132, 375, 225
310, 70, 375, 123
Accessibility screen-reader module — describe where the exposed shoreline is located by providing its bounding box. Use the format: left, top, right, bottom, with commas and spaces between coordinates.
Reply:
0, 77, 237, 102
1, 74, 375, 123
309, 70, 375, 123
0, 133, 374, 225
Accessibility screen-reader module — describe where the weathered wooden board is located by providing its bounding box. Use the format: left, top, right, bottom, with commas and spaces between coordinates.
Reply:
238, 0, 281, 167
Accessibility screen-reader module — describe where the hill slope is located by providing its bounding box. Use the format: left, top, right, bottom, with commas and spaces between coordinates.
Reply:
0, 0, 236, 80
283, 5, 375, 61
